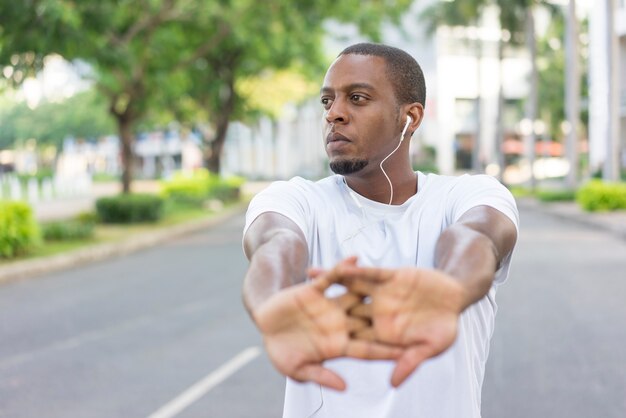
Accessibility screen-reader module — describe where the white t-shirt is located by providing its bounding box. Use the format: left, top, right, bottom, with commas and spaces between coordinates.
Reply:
244, 172, 519, 418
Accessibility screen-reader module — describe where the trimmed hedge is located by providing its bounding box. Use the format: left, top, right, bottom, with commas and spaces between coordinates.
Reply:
0, 201, 40, 258
576, 180, 626, 212
96, 193, 165, 223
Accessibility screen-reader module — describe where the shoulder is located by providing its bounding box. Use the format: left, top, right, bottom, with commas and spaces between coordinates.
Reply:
257, 175, 341, 200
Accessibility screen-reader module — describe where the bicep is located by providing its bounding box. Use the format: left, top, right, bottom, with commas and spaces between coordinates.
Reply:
243, 211, 308, 260
455, 205, 518, 264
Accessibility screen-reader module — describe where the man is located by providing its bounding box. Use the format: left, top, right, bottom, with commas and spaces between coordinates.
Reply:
242, 43, 518, 418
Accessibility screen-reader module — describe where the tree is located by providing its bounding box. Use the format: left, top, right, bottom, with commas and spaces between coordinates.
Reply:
157, 0, 414, 174
1, 0, 413, 190
0, 89, 115, 149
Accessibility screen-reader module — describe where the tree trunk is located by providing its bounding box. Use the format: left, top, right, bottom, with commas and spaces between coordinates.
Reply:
205, 78, 236, 175
116, 114, 135, 194
565, 0, 580, 189
525, 6, 538, 191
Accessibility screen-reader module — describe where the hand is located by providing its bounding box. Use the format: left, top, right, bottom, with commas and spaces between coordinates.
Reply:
339, 266, 467, 387
253, 258, 402, 391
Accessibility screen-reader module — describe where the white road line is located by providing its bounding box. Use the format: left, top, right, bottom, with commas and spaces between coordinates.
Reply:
146, 346, 261, 418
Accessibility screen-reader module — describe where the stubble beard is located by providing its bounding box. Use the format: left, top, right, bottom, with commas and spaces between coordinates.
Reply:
329, 159, 369, 175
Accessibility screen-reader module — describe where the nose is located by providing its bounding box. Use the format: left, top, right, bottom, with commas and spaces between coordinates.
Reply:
325, 98, 348, 125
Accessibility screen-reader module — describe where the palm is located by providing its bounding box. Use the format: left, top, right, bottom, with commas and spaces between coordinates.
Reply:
341, 267, 466, 387
373, 269, 460, 350
255, 283, 348, 381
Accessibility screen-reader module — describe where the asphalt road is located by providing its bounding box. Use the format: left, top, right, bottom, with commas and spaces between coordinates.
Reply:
0, 207, 625, 417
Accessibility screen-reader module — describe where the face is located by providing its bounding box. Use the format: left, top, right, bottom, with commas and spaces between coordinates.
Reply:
320, 54, 404, 176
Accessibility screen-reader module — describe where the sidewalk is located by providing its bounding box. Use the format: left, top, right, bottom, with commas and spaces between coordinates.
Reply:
516, 197, 626, 241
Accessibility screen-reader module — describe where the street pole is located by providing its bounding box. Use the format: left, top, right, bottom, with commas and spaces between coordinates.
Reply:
565, 0, 580, 189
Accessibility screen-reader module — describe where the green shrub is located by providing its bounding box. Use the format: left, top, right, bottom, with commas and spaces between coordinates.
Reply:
0, 201, 41, 258
209, 176, 245, 202
161, 170, 244, 206
42, 220, 95, 241
508, 186, 535, 199
576, 180, 626, 212
95, 193, 164, 223
536, 189, 577, 202
75, 211, 99, 224
160, 169, 218, 207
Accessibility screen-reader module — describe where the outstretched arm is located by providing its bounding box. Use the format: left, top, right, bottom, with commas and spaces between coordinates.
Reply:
243, 212, 401, 390
242, 212, 309, 315
435, 205, 518, 310
339, 205, 518, 386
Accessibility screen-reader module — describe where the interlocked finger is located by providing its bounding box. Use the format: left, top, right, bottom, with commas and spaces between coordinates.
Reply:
349, 301, 373, 320
351, 327, 376, 341
341, 277, 379, 297
332, 292, 361, 312
347, 316, 370, 334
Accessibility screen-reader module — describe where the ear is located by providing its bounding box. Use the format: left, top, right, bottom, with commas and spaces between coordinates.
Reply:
406, 103, 425, 135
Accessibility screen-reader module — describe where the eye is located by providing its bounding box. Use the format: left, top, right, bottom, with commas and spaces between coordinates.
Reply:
320, 97, 333, 109
350, 94, 366, 103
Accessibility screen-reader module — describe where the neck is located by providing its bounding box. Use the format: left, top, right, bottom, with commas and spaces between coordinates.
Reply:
344, 163, 417, 205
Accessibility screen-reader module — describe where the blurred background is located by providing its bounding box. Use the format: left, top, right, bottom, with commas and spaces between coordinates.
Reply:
0, 1, 625, 417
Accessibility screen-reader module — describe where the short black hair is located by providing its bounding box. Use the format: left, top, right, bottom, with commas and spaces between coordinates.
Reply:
338, 43, 426, 107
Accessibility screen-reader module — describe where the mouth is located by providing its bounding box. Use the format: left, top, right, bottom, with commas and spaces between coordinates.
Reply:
326, 132, 352, 145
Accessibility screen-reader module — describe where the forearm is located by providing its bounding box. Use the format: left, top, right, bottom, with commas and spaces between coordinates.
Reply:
242, 228, 309, 318
434, 224, 499, 311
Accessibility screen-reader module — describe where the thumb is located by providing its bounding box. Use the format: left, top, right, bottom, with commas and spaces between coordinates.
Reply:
390, 345, 435, 388
292, 364, 347, 391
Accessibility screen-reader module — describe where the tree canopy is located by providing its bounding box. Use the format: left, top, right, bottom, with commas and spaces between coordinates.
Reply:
1, 0, 413, 189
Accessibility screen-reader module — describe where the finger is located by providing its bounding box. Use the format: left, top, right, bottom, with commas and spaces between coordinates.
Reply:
341, 277, 378, 297
347, 316, 369, 334
307, 267, 325, 278
332, 292, 361, 311
292, 364, 347, 391
343, 256, 358, 266
352, 327, 376, 341
338, 266, 395, 284
390, 345, 436, 388
345, 339, 403, 360
311, 258, 359, 291
349, 302, 373, 319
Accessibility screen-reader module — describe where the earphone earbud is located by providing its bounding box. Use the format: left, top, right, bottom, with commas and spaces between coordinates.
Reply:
400, 115, 412, 142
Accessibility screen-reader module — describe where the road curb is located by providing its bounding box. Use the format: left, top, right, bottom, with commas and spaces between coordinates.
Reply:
516, 198, 626, 241
0, 203, 247, 284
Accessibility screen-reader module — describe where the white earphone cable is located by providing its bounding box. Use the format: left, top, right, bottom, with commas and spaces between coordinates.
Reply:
379, 117, 411, 205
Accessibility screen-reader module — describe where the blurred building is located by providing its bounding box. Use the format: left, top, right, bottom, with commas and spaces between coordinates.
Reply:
222, 0, 532, 180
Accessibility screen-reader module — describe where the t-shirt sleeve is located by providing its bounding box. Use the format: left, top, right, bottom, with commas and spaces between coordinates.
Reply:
447, 174, 519, 232
446, 174, 520, 285
243, 178, 312, 239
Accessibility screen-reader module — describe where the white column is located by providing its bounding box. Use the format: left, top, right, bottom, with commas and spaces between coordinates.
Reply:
589, 0, 620, 180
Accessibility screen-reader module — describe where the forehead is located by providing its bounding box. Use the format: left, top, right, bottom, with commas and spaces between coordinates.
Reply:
322, 54, 392, 94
